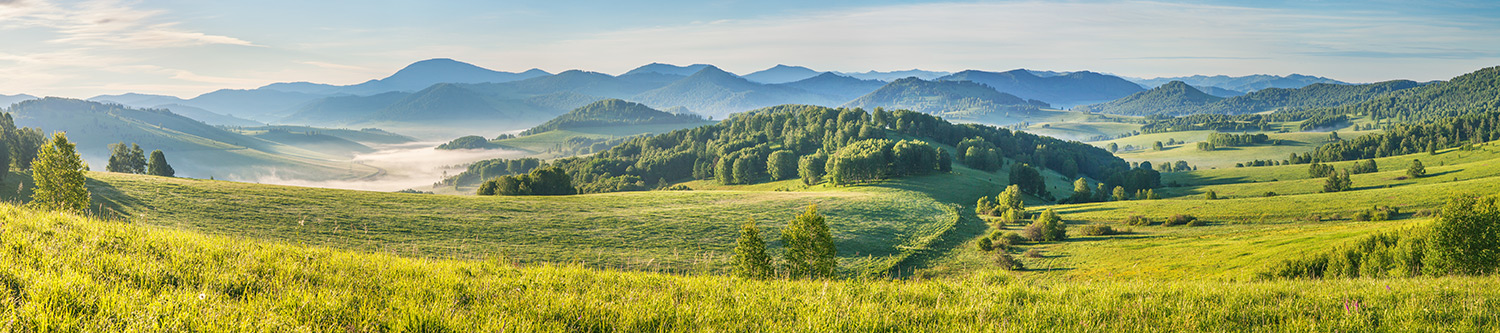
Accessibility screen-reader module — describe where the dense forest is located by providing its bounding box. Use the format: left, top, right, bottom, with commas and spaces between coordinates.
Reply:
1308, 109, 1500, 162
1074, 81, 1223, 116
519, 99, 706, 136
467, 105, 1128, 195
843, 78, 1047, 120
1081, 80, 1420, 117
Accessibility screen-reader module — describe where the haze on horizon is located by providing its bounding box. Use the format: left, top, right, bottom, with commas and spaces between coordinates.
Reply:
1, 0, 1498, 99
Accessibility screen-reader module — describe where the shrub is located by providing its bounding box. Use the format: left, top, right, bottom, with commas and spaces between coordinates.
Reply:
663, 184, 693, 191
1164, 214, 1197, 227
977, 237, 994, 251
1023, 249, 1044, 258
996, 232, 1025, 247
1124, 215, 1151, 226
1020, 224, 1044, 242
1078, 225, 1118, 236
995, 253, 1023, 270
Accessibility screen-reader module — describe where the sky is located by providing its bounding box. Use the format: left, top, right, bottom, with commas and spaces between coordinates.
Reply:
2, 0, 1498, 99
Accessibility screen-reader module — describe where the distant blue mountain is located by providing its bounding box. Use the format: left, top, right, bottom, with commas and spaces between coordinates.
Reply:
1131, 74, 1349, 93
743, 64, 821, 84
622, 63, 715, 77
88, 93, 186, 108
837, 69, 949, 81
936, 69, 1144, 107
778, 72, 887, 102
2, 93, 40, 108
631, 66, 837, 118
261, 58, 550, 96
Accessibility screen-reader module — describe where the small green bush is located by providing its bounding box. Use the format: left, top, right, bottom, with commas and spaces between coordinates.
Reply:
1078, 224, 1118, 236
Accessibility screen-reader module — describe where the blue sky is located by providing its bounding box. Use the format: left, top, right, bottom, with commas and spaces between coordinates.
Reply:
2, 0, 1498, 98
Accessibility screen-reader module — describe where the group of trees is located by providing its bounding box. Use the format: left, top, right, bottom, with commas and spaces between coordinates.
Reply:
485, 105, 1126, 195
441, 157, 543, 187
1309, 109, 1500, 163
1262, 195, 1500, 279
1208, 133, 1271, 147
1322, 171, 1353, 193
0, 113, 47, 182
976, 185, 1026, 222
733, 205, 837, 279
106, 142, 174, 177
475, 167, 576, 196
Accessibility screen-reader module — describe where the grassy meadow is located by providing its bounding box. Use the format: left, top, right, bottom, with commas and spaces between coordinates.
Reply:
4, 204, 1498, 331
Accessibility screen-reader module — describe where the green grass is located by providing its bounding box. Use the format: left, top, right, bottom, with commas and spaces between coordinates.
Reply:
12, 170, 987, 277
1019, 121, 1141, 142
4, 204, 1498, 331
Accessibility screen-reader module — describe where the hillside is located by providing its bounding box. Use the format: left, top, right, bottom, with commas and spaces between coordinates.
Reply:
155, 103, 263, 127
520, 99, 707, 136
779, 72, 888, 102
743, 64, 821, 84
1133, 73, 1349, 92
1074, 81, 1225, 116
1199, 80, 1423, 115
276, 92, 412, 126
631, 66, 838, 118
5, 98, 376, 180
936, 69, 1145, 107
844, 77, 1047, 122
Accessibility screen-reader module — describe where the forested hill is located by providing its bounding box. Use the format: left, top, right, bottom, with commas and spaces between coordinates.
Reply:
1074, 81, 1223, 116
1081, 80, 1423, 116
843, 78, 1047, 120
520, 99, 707, 135
482, 104, 1128, 195
1300, 66, 1500, 122
935, 69, 1145, 107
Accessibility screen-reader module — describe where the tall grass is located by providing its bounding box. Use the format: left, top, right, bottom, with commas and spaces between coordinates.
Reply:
3, 203, 1498, 331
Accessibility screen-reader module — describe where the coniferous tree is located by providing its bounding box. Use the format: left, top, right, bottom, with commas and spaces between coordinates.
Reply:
146, 150, 174, 177
732, 219, 774, 279
32, 132, 90, 212
1408, 159, 1427, 178
107, 142, 132, 173
127, 144, 147, 174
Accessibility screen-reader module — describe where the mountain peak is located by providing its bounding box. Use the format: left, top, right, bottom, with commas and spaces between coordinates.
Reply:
623, 63, 714, 76
744, 64, 820, 84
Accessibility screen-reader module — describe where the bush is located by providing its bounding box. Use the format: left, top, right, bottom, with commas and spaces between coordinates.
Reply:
1023, 249, 1044, 258
663, 184, 693, 191
1163, 214, 1197, 227
1078, 225, 1118, 236
977, 237, 994, 251
1124, 215, 1151, 226
1020, 224, 1044, 242
995, 253, 1023, 270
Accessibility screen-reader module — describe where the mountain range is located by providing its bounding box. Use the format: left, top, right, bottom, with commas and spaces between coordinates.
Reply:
1076, 79, 1424, 116
844, 77, 1048, 123
1, 93, 38, 108
936, 69, 1146, 108
1131, 74, 1350, 94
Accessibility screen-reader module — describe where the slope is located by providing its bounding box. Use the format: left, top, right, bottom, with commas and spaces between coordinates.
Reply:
1134, 74, 1349, 92
155, 103, 264, 127
4, 202, 1494, 331
1, 93, 39, 107
6, 98, 375, 181
260, 58, 551, 95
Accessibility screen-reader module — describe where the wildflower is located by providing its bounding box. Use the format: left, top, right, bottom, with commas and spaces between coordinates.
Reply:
198, 293, 206, 300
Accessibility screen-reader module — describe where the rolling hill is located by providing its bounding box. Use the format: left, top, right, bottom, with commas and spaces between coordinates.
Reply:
743, 64, 821, 84
520, 99, 707, 136
936, 69, 1145, 107
154, 103, 263, 127
622, 62, 714, 76
5, 98, 377, 181
837, 69, 949, 81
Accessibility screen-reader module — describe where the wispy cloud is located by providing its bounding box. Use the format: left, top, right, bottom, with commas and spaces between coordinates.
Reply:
1, 0, 254, 48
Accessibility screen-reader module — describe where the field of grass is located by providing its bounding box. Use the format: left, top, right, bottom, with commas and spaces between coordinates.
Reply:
1088, 120, 1382, 169
0, 170, 990, 277
1019, 121, 1141, 142
4, 204, 1498, 331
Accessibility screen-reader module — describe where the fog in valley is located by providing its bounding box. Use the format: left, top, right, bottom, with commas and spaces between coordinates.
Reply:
249, 142, 527, 192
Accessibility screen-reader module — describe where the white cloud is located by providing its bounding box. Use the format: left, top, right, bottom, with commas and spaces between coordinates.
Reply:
3, 0, 254, 48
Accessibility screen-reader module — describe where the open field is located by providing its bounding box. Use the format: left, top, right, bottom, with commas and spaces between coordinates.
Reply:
4, 204, 1498, 331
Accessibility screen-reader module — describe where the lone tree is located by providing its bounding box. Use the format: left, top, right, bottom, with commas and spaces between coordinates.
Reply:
732, 219, 774, 279
1068, 178, 1092, 203
1408, 159, 1427, 178
146, 150, 174, 177
782, 205, 836, 279
32, 132, 90, 212
1425, 196, 1500, 275
1023, 208, 1067, 242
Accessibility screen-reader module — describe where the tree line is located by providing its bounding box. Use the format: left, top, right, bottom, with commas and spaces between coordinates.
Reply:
472, 105, 1129, 195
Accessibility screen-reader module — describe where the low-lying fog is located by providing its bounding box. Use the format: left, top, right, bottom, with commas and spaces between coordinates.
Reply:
250, 141, 528, 192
